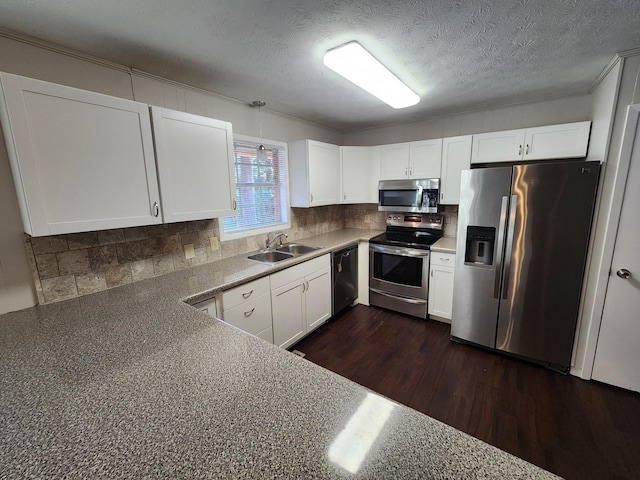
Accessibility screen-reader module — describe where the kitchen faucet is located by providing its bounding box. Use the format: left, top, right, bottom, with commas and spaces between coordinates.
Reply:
265, 232, 288, 250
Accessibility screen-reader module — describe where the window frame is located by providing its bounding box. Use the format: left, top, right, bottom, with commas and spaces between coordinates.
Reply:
220, 134, 291, 242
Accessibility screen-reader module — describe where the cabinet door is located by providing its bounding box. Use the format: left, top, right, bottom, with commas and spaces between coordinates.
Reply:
471, 129, 526, 164
441, 135, 472, 205
341, 146, 376, 204
524, 121, 591, 160
379, 143, 410, 180
271, 280, 306, 349
428, 265, 455, 321
304, 266, 332, 333
151, 107, 235, 222
0, 73, 161, 236
409, 139, 442, 178
308, 141, 340, 206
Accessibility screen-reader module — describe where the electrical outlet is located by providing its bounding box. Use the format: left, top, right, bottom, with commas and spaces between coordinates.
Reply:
184, 243, 195, 259
293, 223, 299, 233
210, 236, 219, 251
364, 214, 371, 224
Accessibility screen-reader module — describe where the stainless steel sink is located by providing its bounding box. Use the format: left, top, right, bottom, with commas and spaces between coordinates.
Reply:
246, 250, 294, 263
276, 243, 321, 255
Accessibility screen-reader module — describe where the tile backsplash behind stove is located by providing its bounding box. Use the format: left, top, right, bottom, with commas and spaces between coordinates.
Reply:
24, 204, 457, 304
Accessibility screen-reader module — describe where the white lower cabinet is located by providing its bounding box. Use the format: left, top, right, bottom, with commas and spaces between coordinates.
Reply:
428, 252, 456, 322
221, 277, 273, 343
271, 281, 306, 348
270, 254, 331, 349
191, 296, 219, 318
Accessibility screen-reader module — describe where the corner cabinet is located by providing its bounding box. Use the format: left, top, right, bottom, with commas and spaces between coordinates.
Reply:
471, 121, 591, 164
289, 140, 340, 207
270, 254, 331, 349
340, 146, 380, 204
428, 252, 456, 322
151, 107, 236, 222
0, 72, 162, 236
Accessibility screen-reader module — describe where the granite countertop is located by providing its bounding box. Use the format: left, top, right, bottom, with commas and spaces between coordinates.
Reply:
0, 228, 558, 479
431, 236, 457, 254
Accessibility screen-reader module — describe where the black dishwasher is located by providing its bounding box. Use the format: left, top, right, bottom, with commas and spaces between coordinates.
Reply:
332, 244, 358, 315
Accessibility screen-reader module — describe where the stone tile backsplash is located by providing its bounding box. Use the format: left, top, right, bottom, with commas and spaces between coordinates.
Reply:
25, 204, 458, 304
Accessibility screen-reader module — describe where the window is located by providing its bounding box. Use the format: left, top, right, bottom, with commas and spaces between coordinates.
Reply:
221, 135, 289, 240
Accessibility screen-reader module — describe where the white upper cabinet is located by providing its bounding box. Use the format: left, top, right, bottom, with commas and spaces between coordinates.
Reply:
471, 121, 591, 164
471, 129, 526, 164
289, 140, 340, 207
151, 106, 235, 222
0, 73, 161, 236
379, 143, 410, 179
440, 135, 472, 205
380, 140, 442, 180
409, 139, 443, 178
524, 122, 591, 160
340, 146, 380, 204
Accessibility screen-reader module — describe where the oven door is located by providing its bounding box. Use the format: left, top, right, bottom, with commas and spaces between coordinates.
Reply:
369, 244, 429, 299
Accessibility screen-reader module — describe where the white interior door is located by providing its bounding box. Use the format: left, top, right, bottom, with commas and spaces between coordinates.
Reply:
592, 106, 640, 392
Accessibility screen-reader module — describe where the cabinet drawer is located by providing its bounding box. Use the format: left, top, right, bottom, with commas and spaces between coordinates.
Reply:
192, 296, 219, 317
431, 252, 455, 267
270, 254, 330, 290
222, 276, 270, 311
222, 292, 272, 336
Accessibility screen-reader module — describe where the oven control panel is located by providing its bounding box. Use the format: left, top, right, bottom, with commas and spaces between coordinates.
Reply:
386, 213, 443, 230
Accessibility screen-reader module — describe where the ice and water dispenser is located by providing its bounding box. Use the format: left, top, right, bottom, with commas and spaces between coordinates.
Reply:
464, 226, 495, 266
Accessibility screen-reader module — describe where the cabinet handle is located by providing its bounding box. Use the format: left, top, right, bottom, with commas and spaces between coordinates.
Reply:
233, 199, 237, 211
343, 193, 346, 200
518, 145, 522, 156
310, 193, 314, 203
441, 193, 444, 201
430, 269, 433, 278
306, 281, 310, 291
153, 202, 159, 217
302, 282, 306, 292
405, 167, 408, 176
525, 144, 530, 155
409, 166, 413, 176
244, 307, 255, 317
242, 290, 253, 299
440, 257, 450, 261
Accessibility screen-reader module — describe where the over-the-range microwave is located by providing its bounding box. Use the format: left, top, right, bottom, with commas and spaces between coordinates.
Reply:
378, 178, 440, 213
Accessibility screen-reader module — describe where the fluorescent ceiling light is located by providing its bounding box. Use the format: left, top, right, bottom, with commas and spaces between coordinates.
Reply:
323, 42, 420, 109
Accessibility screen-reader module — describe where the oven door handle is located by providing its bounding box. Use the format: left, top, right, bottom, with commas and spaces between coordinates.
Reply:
369, 244, 430, 257
370, 288, 427, 305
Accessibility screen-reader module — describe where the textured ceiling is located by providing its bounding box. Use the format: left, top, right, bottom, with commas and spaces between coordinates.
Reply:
0, 0, 639, 132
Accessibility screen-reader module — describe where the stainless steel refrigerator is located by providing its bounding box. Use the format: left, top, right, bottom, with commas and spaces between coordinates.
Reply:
451, 161, 600, 372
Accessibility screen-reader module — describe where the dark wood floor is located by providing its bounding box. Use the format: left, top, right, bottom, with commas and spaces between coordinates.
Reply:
292, 304, 640, 480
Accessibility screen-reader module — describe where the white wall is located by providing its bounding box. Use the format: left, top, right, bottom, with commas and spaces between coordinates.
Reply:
0, 33, 343, 313
574, 54, 640, 377
343, 95, 592, 145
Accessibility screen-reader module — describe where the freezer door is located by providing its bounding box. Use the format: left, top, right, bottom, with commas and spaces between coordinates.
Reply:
496, 161, 600, 368
451, 167, 512, 347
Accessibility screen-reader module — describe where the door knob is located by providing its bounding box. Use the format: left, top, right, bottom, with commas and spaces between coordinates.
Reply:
616, 269, 631, 279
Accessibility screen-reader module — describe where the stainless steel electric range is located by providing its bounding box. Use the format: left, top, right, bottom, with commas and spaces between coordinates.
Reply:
369, 213, 444, 318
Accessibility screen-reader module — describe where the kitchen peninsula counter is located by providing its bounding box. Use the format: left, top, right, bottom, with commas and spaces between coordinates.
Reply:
0, 228, 558, 479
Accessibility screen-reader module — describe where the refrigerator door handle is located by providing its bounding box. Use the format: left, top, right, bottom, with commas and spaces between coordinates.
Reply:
494, 196, 509, 298
502, 195, 518, 299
